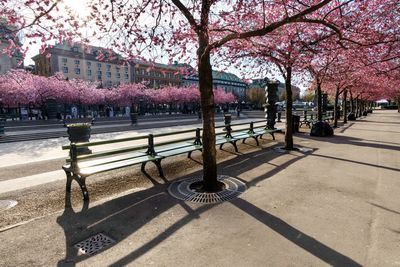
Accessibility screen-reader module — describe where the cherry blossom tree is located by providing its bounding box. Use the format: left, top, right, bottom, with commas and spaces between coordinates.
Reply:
3, 0, 399, 190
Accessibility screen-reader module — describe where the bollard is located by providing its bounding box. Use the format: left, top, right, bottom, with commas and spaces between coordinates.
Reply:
0, 118, 5, 135
277, 112, 282, 122
130, 112, 138, 126
224, 113, 231, 125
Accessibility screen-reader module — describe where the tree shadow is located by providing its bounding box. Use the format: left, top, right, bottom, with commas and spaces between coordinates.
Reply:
369, 202, 400, 215
301, 134, 400, 152
309, 154, 400, 173
231, 198, 362, 266
56, 141, 357, 267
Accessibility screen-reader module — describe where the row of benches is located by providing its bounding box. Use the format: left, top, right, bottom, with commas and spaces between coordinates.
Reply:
62, 120, 282, 201
298, 111, 335, 128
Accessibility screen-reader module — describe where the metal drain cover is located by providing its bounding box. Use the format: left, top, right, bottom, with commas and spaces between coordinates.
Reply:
168, 175, 247, 204
0, 200, 18, 211
74, 233, 115, 255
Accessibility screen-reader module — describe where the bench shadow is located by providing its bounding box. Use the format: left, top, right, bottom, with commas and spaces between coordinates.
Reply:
56, 140, 358, 266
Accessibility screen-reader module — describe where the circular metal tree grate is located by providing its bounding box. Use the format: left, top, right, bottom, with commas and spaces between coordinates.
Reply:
168, 175, 247, 204
0, 200, 18, 211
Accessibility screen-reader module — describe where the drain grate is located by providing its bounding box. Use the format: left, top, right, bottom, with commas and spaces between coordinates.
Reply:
168, 175, 247, 204
0, 200, 18, 211
74, 233, 115, 256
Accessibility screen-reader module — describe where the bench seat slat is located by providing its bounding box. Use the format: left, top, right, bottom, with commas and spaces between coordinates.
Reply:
74, 151, 148, 168
78, 155, 162, 176
157, 144, 202, 157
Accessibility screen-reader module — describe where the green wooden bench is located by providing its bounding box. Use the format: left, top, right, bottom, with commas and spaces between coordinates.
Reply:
216, 120, 282, 152
62, 128, 202, 201
62, 120, 282, 201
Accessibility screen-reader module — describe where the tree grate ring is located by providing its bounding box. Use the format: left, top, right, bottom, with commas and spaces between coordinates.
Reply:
74, 233, 115, 256
168, 175, 247, 204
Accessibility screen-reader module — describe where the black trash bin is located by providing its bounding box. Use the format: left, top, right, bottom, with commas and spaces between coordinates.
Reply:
130, 113, 138, 125
224, 113, 232, 125
0, 118, 5, 135
292, 115, 300, 133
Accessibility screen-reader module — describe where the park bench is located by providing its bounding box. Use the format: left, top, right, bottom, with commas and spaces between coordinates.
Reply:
62, 120, 282, 201
62, 128, 202, 200
300, 111, 334, 128
216, 120, 282, 152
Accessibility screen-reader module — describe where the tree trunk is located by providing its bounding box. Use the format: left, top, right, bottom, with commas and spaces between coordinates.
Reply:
198, 35, 219, 191
350, 91, 354, 114
317, 82, 322, 121
333, 86, 340, 128
343, 90, 348, 124
284, 67, 294, 150
397, 97, 400, 113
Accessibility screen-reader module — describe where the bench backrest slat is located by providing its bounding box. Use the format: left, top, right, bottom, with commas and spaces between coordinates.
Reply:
75, 144, 149, 161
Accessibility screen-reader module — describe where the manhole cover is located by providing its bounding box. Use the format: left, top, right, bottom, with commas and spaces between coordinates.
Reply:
273, 146, 313, 153
168, 175, 247, 204
74, 233, 115, 256
0, 200, 18, 211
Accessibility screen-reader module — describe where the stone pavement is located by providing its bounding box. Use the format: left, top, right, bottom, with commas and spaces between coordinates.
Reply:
0, 110, 399, 266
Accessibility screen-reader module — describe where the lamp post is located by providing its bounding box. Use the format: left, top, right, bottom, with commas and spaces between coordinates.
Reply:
265, 79, 279, 129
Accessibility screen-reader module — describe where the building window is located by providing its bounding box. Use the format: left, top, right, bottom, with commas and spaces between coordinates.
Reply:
72, 47, 78, 52
87, 70, 92, 76
106, 64, 111, 71
97, 75, 102, 80
116, 67, 120, 72
74, 60, 80, 65
62, 58, 68, 63
116, 73, 120, 79
98, 70, 102, 75
97, 63, 102, 69
63, 67, 68, 73
106, 72, 111, 78
124, 66, 129, 72
124, 74, 129, 79
87, 61, 91, 67
75, 68, 80, 74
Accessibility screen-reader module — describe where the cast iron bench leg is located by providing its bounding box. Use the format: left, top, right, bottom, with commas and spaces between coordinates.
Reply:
270, 133, 275, 140
232, 141, 239, 152
253, 136, 259, 146
65, 170, 73, 193
219, 143, 224, 150
242, 138, 247, 144
154, 159, 165, 178
75, 175, 89, 201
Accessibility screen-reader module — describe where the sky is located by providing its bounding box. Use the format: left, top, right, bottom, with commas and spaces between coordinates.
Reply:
20, 0, 309, 93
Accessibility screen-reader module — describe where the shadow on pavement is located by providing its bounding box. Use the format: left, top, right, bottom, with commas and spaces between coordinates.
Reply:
369, 202, 400, 215
56, 141, 359, 266
301, 134, 400, 152
232, 198, 362, 266
309, 154, 400, 173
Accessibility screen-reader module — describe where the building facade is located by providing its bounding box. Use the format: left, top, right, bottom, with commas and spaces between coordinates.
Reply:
131, 60, 181, 87
0, 21, 23, 74
33, 43, 182, 88
182, 70, 248, 100
32, 43, 131, 88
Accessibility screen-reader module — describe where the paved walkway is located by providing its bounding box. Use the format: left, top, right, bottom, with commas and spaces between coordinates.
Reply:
0, 110, 399, 266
